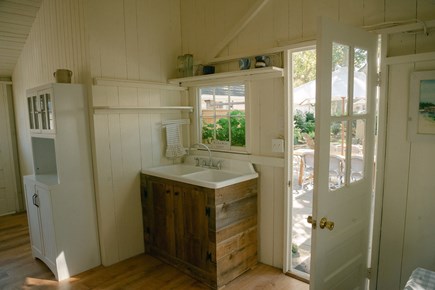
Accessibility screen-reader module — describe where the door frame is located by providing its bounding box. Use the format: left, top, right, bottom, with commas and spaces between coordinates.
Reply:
283, 42, 315, 276
0, 82, 22, 215
283, 34, 386, 289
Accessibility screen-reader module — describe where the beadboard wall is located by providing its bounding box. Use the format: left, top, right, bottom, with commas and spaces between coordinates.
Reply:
86, 0, 184, 265
378, 57, 435, 289
179, 0, 435, 285
91, 83, 189, 265
9, 0, 435, 287
12, 0, 89, 176
0, 83, 20, 215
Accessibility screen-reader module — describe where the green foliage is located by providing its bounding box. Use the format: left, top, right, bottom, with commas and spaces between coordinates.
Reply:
292, 47, 367, 89
331, 121, 342, 136
420, 102, 435, 110
294, 110, 315, 134
332, 44, 367, 71
293, 110, 315, 144
293, 50, 316, 87
202, 110, 246, 147
293, 126, 302, 145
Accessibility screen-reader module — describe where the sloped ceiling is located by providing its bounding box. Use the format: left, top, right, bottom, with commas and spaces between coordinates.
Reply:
0, 0, 42, 77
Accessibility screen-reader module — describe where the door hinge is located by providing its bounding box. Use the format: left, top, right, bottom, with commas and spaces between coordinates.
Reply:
206, 251, 212, 261
205, 206, 210, 217
367, 267, 372, 279
377, 72, 381, 87
288, 180, 292, 187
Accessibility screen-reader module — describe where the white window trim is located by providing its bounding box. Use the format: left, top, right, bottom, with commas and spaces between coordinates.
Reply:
193, 81, 251, 154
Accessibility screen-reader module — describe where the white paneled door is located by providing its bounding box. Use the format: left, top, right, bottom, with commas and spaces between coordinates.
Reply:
309, 18, 378, 289
0, 84, 18, 216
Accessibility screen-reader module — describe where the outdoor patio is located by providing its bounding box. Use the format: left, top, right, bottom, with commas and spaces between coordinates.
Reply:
291, 162, 313, 274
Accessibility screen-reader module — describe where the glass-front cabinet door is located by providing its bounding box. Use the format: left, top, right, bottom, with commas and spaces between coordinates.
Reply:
26, 88, 55, 134
39, 88, 55, 133
27, 92, 40, 133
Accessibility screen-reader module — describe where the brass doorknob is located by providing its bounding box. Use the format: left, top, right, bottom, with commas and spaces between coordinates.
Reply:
319, 217, 335, 230
307, 215, 316, 229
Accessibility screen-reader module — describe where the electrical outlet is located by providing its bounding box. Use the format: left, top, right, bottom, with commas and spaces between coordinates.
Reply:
272, 138, 284, 153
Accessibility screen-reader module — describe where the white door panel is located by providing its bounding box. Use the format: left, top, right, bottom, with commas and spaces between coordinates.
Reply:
310, 17, 377, 289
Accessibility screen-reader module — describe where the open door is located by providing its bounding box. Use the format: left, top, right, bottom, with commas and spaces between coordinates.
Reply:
309, 18, 378, 289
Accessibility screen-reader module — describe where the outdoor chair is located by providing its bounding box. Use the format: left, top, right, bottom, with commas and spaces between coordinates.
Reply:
329, 154, 345, 187
302, 151, 315, 187
351, 155, 364, 181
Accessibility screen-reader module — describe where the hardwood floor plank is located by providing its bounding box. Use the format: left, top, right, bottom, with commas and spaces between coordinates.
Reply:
0, 213, 309, 290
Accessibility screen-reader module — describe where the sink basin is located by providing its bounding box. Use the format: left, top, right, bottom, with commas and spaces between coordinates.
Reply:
183, 170, 242, 182
148, 164, 206, 175
142, 157, 258, 189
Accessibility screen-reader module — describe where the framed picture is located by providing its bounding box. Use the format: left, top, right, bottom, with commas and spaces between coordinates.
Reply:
408, 70, 435, 142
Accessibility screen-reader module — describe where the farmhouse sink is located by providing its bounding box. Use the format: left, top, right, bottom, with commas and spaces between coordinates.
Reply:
141, 156, 258, 189
147, 164, 207, 175
182, 170, 241, 182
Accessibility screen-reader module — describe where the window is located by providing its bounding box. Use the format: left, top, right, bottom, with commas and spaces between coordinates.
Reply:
198, 84, 247, 152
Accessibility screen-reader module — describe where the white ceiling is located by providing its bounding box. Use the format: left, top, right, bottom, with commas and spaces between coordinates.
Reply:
0, 0, 42, 77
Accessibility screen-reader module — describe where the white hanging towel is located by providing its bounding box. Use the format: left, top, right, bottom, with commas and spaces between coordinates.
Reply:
165, 123, 186, 158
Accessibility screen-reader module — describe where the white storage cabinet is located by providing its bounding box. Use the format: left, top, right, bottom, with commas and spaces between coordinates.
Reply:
24, 83, 100, 280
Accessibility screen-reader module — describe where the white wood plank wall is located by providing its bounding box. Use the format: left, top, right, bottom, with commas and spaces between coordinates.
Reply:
0, 84, 20, 215
87, 0, 181, 82
378, 58, 435, 289
179, 0, 435, 273
92, 84, 188, 265
9, 0, 435, 284
12, 0, 89, 176
86, 0, 182, 265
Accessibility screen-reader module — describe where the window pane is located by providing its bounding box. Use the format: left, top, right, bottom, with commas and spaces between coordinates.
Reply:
46, 93, 54, 130
351, 119, 365, 183
331, 43, 349, 116
27, 98, 34, 129
200, 85, 246, 148
353, 48, 367, 115
329, 121, 346, 190
32, 96, 39, 129
230, 116, 246, 146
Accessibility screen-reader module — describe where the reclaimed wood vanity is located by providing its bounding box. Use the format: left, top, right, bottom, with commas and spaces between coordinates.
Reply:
140, 166, 258, 289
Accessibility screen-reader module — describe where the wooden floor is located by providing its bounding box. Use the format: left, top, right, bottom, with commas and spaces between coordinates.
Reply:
0, 212, 309, 290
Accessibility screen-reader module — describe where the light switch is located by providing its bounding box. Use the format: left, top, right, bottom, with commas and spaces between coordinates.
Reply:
272, 138, 284, 153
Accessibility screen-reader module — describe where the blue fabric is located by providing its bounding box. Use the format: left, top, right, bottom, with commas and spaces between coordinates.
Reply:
405, 267, 435, 290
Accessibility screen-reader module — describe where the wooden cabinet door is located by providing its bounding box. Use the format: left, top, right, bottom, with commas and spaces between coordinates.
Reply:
150, 180, 176, 256
24, 180, 43, 257
175, 184, 209, 269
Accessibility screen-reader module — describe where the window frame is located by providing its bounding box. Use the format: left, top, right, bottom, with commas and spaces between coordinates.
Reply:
194, 81, 251, 154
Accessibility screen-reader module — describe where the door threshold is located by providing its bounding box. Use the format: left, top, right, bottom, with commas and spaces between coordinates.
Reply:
286, 272, 310, 284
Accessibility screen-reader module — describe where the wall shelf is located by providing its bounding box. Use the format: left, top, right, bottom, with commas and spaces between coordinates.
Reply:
93, 106, 193, 114
94, 77, 187, 91
168, 66, 284, 86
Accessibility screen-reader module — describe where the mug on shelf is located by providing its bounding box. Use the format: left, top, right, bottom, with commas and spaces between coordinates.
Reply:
239, 58, 251, 70
254, 56, 270, 68
53, 69, 72, 83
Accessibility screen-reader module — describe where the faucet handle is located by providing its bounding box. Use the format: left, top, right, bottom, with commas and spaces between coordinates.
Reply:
194, 157, 200, 166
201, 158, 208, 167
216, 160, 223, 170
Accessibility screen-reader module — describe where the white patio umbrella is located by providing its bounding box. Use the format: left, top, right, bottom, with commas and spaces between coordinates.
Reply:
293, 66, 367, 155
293, 66, 367, 106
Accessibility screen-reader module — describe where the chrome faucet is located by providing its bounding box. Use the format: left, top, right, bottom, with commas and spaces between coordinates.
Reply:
188, 143, 212, 167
